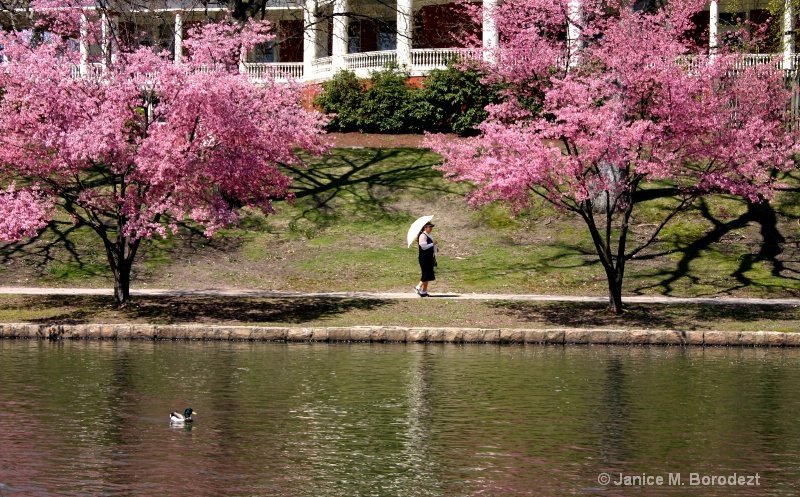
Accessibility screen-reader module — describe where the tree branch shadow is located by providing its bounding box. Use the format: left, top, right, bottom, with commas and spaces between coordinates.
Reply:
489, 301, 800, 330
284, 148, 460, 224
14, 295, 394, 325
632, 193, 800, 297
0, 221, 107, 280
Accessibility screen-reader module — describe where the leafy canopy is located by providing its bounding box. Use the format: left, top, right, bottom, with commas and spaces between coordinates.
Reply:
427, 0, 800, 311
0, 0, 329, 304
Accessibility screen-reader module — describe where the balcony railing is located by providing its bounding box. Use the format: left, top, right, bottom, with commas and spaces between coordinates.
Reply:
63, 52, 799, 108
344, 50, 397, 70
311, 56, 332, 77
303, 48, 473, 81
243, 62, 303, 82
411, 48, 471, 69
69, 62, 105, 79
680, 53, 799, 74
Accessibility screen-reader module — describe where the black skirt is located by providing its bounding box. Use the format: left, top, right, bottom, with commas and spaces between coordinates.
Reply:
419, 258, 436, 282
419, 249, 436, 282
418, 234, 437, 282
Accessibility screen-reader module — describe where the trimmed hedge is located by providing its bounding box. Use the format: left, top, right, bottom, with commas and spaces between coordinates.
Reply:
314, 62, 499, 136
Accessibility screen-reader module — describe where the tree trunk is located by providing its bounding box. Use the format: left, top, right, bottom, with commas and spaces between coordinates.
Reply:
590, 160, 627, 214
581, 198, 630, 314
113, 256, 133, 307
102, 234, 141, 308
605, 263, 625, 314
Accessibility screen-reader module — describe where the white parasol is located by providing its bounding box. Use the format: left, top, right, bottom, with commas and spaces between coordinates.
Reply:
407, 215, 434, 248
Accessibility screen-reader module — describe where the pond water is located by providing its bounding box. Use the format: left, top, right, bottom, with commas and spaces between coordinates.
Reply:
1, 340, 799, 497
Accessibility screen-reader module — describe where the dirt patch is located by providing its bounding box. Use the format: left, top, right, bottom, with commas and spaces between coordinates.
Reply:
327, 132, 465, 149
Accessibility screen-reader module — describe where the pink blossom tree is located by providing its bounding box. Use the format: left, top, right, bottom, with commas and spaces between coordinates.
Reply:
428, 0, 800, 312
0, 2, 328, 306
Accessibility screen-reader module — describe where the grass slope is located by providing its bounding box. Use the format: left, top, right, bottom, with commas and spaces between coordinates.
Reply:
1, 146, 799, 329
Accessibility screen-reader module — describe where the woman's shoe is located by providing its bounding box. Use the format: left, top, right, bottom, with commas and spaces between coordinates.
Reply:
420, 291, 429, 297
414, 286, 423, 296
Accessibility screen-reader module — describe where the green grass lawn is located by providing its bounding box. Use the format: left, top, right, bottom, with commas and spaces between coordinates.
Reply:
1, 295, 798, 332
1, 145, 799, 328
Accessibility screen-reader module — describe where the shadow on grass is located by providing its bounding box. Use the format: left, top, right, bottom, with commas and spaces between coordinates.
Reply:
8, 296, 393, 326
489, 301, 800, 331
0, 148, 454, 285
285, 148, 460, 223
0, 221, 105, 276
290, 148, 448, 199
0, 217, 246, 283
632, 182, 800, 297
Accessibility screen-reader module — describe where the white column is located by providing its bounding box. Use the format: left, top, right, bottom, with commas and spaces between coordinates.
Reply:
783, 0, 795, 70
79, 13, 89, 77
110, 16, 118, 65
709, 0, 718, 55
332, 0, 348, 71
567, 0, 582, 67
100, 13, 107, 71
482, 0, 498, 62
396, 0, 413, 68
174, 12, 183, 64
303, 0, 319, 80
100, 12, 113, 71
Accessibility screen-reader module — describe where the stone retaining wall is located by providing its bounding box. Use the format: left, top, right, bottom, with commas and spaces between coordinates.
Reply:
1, 323, 799, 346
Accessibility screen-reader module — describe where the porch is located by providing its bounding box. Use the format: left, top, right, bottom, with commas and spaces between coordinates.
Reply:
242, 47, 466, 82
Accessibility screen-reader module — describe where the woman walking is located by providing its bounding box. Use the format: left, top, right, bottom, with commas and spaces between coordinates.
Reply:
415, 221, 438, 297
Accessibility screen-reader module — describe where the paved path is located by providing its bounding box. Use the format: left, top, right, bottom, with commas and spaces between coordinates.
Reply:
1, 287, 799, 306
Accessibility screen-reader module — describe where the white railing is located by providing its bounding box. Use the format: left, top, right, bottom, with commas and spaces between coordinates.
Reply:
262, 0, 305, 7
311, 56, 332, 77
787, 54, 800, 79
243, 62, 303, 82
344, 50, 396, 70
411, 48, 472, 69
680, 53, 797, 72
69, 62, 104, 79
64, 48, 477, 83
63, 51, 799, 107
733, 53, 777, 69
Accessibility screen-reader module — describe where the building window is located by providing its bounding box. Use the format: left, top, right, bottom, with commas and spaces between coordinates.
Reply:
348, 20, 361, 53
378, 21, 397, 51
254, 42, 276, 62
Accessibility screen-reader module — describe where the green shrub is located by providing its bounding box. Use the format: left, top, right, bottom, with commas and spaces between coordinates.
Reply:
313, 70, 363, 132
420, 62, 498, 135
313, 62, 502, 135
357, 65, 422, 133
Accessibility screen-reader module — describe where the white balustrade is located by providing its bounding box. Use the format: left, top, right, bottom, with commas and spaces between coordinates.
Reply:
344, 50, 397, 70
732, 53, 781, 70
244, 62, 304, 82
55, 50, 800, 123
311, 56, 333, 78
62, 50, 798, 83
69, 62, 104, 79
411, 48, 471, 69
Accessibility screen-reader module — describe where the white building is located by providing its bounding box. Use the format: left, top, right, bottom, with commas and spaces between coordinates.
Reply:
3, 0, 798, 82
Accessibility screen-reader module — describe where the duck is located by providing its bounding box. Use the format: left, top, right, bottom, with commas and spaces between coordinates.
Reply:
170, 408, 197, 423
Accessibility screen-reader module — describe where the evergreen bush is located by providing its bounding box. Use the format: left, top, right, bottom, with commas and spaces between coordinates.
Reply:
313, 62, 501, 135
419, 62, 498, 135
313, 70, 363, 132
357, 65, 421, 133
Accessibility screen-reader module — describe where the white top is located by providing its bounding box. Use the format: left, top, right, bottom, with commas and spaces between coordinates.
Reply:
419, 233, 437, 252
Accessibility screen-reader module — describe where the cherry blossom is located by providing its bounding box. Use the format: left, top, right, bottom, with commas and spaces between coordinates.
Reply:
428, 0, 799, 312
0, 3, 329, 305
